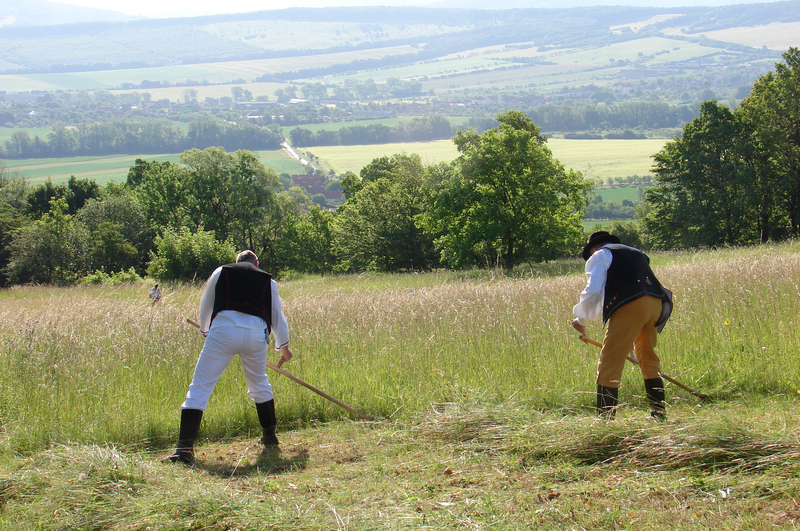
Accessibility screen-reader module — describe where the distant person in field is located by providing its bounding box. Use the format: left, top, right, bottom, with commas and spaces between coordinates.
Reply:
571, 231, 673, 420
148, 284, 161, 303
165, 250, 293, 465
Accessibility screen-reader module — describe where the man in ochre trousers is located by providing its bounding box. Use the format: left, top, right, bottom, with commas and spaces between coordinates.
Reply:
571, 231, 672, 420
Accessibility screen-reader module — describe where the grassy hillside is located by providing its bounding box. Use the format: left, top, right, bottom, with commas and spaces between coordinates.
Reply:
0, 243, 799, 529
1, 4, 793, 99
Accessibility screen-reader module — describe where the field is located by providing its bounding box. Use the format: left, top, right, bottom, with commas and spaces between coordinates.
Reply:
0, 127, 52, 144
308, 137, 667, 179
1, 153, 182, 185
2, 149, 306, 184
0, 33, 766, 96
592, 186, 646, 202
0, 243, 799, 528
4, 135, 667, 184
281, 115, 473, 137
0, 44, 421, 93
661, 21, 800, 52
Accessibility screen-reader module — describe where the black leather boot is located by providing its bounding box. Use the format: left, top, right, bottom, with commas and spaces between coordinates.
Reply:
256, 399, 279, 447
165, 408, 203, 464
597, 385, 619, 419
644, 378, 667, 420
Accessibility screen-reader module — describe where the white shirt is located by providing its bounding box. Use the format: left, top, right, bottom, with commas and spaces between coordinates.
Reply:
197, 266, 291, 349
573, 246, 613, 326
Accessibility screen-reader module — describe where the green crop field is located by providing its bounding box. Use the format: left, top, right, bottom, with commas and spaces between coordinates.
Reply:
282, 116, 472, 137
310, 137, 666, 180
3, 136, 666, 185
310, 140, 459, 174
0, 126, 52, 144
0, 33, 743, 96
2, 154, 182, 185
591, 186, 646, 202
549, 138, 664, 180
3, 150, 305, 184
200, 20, 463, 51
253, 149, 307, 175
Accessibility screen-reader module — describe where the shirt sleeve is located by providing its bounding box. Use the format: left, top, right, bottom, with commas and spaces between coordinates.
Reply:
198, 266, 222, 333
573, 247, 613, 325
270, 279, 290, 349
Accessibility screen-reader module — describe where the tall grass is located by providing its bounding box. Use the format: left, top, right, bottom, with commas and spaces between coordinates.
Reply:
1, 242, 798, 455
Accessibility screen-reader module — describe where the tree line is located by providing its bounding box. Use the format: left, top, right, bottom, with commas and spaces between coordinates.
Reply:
640, 48, 800, 249
0, 111, 589, 286
1, 48, 797, 286
2, 119, 283, 159
289, 115, 456, 147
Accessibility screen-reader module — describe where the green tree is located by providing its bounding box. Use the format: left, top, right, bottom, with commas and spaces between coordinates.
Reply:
4, 131, 33, 158
126, 158, 172, 188
278, 206, 336, 274
738, 47, 800, 238
7, 197, 89, 285
300, 82, 328, 100
76, 195, 153, 273
333, 153, 437, 272
251, 190, 306, 273
87, 222, 139, 273
179, 147, 280, 250
146, 226, 236, 282
421, 111, 590, 271
0, 167, 29, 286
133, 161, 190, 231
645, 101, 757, 249
47, 126, 77, 157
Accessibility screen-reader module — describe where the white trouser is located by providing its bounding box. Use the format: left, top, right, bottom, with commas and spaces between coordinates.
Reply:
181, 325, 273, 410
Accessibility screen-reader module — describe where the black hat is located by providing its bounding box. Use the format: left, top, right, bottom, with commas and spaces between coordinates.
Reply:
581, 231, 620, 260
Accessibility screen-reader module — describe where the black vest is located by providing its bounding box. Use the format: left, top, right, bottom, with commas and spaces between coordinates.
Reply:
211, 262, 273, 331
602, 244, 664, 323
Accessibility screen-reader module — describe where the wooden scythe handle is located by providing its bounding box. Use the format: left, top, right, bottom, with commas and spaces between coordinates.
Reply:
186, 318, 370, 419
578, 334, 708, 400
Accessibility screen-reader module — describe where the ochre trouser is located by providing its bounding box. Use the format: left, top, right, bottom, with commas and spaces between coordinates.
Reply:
597, 294, 663, 388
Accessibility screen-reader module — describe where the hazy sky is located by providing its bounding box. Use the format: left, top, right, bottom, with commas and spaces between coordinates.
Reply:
47, 0, 428, 18
45, 0, 779, 19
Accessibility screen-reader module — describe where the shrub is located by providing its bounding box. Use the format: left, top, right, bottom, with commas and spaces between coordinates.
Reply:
146, 227, 236, 282
78, 267, 143, 285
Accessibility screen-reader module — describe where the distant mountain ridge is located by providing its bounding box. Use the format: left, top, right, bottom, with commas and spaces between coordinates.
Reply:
430, 0, 780, 7
0, 0, 789, 29
0, 0, 138, 27
0, 1, 797, 74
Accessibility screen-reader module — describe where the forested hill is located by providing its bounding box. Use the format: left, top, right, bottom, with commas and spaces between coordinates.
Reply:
2, 2, 797, 73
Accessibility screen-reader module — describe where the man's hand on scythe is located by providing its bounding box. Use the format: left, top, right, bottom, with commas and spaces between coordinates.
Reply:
277, 345, 293, 368
571, 318, 586, 336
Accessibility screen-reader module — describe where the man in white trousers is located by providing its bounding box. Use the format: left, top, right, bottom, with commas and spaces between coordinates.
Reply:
166, 250, 293, 464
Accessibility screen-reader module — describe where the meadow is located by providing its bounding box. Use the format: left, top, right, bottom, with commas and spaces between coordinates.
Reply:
2, 149, 306, 184
308, 137, 667, 179
0, 243, 799, 528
